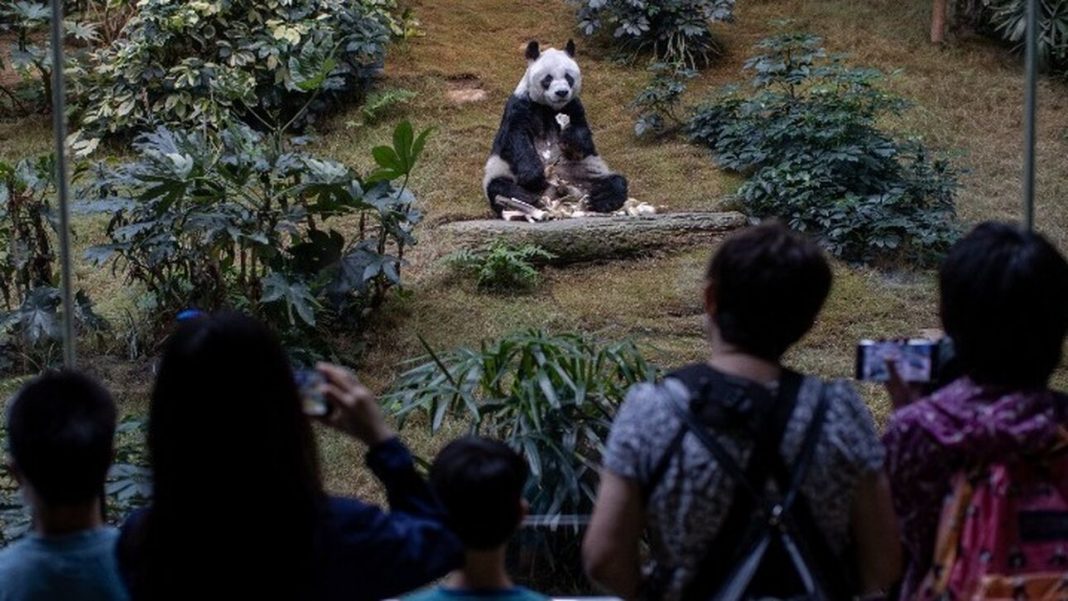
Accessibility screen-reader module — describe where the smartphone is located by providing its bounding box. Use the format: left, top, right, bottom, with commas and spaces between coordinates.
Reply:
855, 339, 939, 383
294, 369, 330, 417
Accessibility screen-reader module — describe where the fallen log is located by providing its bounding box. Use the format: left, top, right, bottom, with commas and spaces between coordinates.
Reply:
435, 211, 749, 264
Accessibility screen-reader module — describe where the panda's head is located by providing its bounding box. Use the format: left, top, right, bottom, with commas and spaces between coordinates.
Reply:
517, 40, 582, 111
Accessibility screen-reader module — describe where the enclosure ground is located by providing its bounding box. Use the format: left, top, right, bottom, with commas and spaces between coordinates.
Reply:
1, 0, 1067, 502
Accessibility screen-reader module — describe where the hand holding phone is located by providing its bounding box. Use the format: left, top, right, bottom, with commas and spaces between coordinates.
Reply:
856, 339, 939, 383
314, 363, 394, 447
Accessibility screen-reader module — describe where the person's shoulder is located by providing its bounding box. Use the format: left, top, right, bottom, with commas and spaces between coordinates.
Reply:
402, 586, 446, 601
512, 586, 552, 601
0, 537, 31, 573
805, 376, 871, 421
625, 376, 687, 412
611, 377, 684, 434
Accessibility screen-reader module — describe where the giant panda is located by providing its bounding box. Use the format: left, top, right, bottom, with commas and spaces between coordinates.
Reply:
483, 40, 629, 217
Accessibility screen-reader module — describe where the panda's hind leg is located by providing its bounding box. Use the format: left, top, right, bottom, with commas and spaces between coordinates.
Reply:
587, 174, 628, 213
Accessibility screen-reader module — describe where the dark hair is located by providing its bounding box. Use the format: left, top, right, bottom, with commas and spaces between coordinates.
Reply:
940, 222, 1068, 389
430, 437, 528, 550
706, 222, 833, 361
133, 312, 321, 600
6, 370, 116, 506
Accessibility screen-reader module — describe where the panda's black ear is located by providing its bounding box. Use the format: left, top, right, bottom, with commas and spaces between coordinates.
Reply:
565, 39, 576, 57
525, 41, 541, 61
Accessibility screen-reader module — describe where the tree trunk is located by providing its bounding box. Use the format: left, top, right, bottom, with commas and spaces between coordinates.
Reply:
931, 0, 948, 44
436, 211, 749, 265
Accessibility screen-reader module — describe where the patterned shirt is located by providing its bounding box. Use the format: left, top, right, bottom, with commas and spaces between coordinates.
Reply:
603, 372, 885, 601
882, 377, 1064, 600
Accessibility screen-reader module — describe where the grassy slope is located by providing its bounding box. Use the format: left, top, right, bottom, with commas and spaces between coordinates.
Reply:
2, 0, 1067, 497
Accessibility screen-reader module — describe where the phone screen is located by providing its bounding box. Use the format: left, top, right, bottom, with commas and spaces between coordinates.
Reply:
855, 339, 939, 383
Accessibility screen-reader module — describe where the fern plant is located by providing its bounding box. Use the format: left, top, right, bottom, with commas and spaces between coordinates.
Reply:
447, 241, 555, 292
382, 330, 657, 518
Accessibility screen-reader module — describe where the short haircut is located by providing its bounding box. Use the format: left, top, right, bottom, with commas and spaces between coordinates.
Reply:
7, 370, 117, 505
940, 222, 1068, 388
706, 221, 833, 361
430, 437, 528, 550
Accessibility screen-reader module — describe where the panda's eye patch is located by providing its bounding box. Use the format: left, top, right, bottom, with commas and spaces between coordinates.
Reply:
565, 74, 574, 86
541, 75, 553, 89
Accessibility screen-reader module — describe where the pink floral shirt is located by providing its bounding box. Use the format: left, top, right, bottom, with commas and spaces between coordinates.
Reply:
882, 377, 1064, 600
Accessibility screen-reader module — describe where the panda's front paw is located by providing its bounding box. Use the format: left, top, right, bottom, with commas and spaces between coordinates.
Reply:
516, 169, 548, 193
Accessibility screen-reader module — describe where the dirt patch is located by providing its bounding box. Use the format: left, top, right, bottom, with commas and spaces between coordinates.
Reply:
445, 73, 488, 105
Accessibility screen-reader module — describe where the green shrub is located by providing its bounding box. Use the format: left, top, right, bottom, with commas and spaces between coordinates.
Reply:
0, 156, 106, 374
447, 241, 555, 292
79, 120, 429, 355
383, 330, 657, 518
686, 32, 960, 265
632, 62, 694, 138
574, 0, 734, 68
984, 0, 1068, 75
0, 1, 99, 115
75, 0, 399, 139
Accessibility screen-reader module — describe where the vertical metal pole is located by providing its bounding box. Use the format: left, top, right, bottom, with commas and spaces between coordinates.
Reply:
1023, 0, 1039, 231
48, 0, 76, 367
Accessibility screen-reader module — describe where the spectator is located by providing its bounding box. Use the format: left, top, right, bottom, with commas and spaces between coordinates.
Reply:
116, 312, 462, 601
405, 437, 547, 601
883, 222, 1068, 600
0, 370, 127, 601
583, 222, 901, 601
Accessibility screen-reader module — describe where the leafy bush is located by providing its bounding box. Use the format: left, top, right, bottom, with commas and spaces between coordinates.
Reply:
984, 0, 1068, 74
686, 32, 960, 265
0, 1, 100, 115
632, 62, 694, 137
574, 0, 734, 67
76, 0, 400, 139
80, 120, 430, 354
383, 330, 656, 518
0, 156, 106, 373
447, 241, 556, 292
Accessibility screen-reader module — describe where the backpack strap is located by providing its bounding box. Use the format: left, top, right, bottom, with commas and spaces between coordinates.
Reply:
646, 365, 799, 504
671, 377, 843, 601
644, 364, 783, 505
665, 368, 807, 601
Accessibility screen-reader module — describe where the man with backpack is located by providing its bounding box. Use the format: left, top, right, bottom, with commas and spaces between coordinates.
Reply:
884, 222, 1068, 601
583, 222, 901, 601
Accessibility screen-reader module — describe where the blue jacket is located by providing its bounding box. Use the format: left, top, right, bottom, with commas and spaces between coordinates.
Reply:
117, 438, 463, 600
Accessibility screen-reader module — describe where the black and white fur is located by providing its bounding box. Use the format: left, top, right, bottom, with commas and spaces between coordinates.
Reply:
483, 40, 628, 216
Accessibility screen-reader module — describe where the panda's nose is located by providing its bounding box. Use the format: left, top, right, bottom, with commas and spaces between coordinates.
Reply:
554, 89, 569, 99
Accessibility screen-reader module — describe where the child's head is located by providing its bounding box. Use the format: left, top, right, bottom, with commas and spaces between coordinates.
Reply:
6, 370, 117, 507
430, 437, 529, 551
